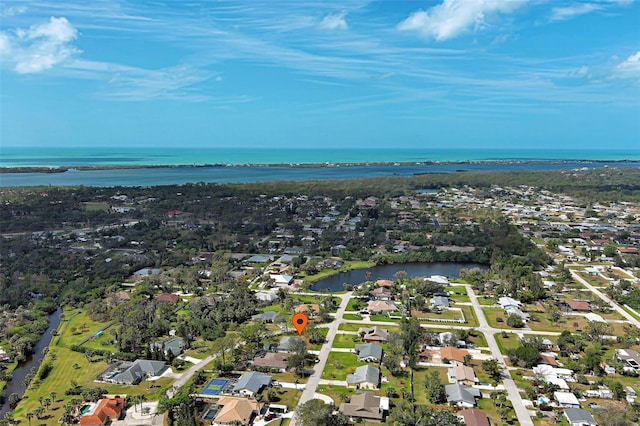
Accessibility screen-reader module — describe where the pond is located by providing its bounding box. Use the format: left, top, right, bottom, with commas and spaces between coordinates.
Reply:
310, 262, 487, 292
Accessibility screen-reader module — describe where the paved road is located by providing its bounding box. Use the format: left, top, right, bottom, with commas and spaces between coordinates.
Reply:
464, 284, 534, 426
290, 291, 352, 425
571, 271, 640, 329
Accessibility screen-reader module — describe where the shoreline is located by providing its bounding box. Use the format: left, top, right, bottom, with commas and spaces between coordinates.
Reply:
2, 158, 640, 174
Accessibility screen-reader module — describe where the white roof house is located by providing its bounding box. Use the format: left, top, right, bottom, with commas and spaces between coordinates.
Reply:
554, 391, 580, 408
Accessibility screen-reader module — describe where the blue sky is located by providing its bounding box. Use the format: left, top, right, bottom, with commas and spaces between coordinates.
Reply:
1, 0, 639, 150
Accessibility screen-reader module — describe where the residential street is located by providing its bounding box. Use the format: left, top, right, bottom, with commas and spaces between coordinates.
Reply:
464, 284, 534, 426
290, 291, 352, 425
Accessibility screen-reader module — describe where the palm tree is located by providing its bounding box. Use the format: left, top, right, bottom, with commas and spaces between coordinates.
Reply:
50, 391, 57, 402
26, 412, 34, 426
138, 394, 147, 412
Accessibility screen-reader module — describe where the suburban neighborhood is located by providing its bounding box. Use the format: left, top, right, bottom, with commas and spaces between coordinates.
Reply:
1, 169, 639, 426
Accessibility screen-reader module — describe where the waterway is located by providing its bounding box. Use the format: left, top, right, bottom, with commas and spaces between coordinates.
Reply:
310, 262, 488, 292
0, 306, 63, 416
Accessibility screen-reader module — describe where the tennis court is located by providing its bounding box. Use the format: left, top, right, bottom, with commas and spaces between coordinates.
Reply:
201, 378, 230, 396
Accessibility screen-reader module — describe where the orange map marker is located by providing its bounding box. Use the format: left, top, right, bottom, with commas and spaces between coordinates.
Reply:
292, 313, 309, 335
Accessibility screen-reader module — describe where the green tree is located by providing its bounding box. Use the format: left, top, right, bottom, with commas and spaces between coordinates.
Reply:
294, 399, 348, 426
482, 358, 502, 382
423, 371, 446, 404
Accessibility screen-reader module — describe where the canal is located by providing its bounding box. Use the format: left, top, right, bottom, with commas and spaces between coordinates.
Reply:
0, 306, 62, 416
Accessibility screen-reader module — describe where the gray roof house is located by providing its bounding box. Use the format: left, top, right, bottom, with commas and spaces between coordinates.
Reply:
252, 311, 278, 323
564, 408, 597, 426
354, 344, 383, 363
445, 383, 481, 407
151, 337, 186, 357
233, 371, 272, 397
616, 349, 640, 371
109, 360, 166, 385
347, 365, 381, 390
431, 296, 450, 309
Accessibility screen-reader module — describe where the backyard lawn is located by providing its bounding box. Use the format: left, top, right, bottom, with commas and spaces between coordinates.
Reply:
321, 352, 366, 381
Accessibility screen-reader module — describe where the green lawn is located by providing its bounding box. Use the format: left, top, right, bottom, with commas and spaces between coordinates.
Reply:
494, 333, 521, 354
477, 296, 496, 306
332, 334, 361, 349
342, 313, 363, 321
54, 308, 112, 348
346, 298, 368, 311
321, 352, 365, 381
260, 387, 302, 410
412, 367, 448, 405
370, 314, 401, 322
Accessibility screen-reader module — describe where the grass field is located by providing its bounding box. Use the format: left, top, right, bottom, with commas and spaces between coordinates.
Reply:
332, 334, 361, 349
321, 352, 365, 381
302, 261, 372, 284
54, 308, 112, 348
342, 313, 363, 321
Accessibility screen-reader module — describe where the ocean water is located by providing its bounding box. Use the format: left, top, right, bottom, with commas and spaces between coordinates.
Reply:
2, 147, 640, 167
1, 147, 639, 187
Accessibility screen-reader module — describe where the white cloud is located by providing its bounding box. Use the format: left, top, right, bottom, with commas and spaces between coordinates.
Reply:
0, 17, 80, 74
1, 5, 27, 17
614, 51, 640, 80
319, 11, 348, 31
549, 4, 602, 22
397, 0, 525, 41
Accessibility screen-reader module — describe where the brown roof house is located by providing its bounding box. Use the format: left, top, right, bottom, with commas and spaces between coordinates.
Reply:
79, 396, 126, 426
359, 326, 390, 343
367, 300, 398, 314
252, 352, 289, 372
156, 293, 180, 303
458, 408, 491, 426
214, 397, 262, 426
448, 364, 478, 386
294, 304, 320, 316
339, 392, 389, 421
441, 346, 469, 364
566, 300, 591, 312
370, 287, 392, 300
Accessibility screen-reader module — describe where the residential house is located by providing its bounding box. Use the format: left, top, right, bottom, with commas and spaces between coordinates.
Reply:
294, 304, 320, 316
114, 291, 131, 303
458, 408, 491, 426
554, 391, 580, 408
563, 408, 597, 426
376, 280, 394, 288
246, 255, 272, 263
252, 311, 278, 323
213, 397, 262, 426
359, 326, 390, 343
156, 293, 180, 303
346, 365, 381, 389
107, 360, 166, 385
276, 336, 304, 353
370, 287, 392, 300
616, 349, 640, 372
339, 392, 388, 421
271, 274, 293, 285
448, 364, 478, 386
441, 346, 469, 364
252, 353, 289, 372
445, 383, 481, 407
566, 300, 591, 312
354, 343, 383, 363
233, 371, 272, 397
255, 292, 279, 302
431, 296, 450, 309
79, 396, 126, 426
151, 337, 186, 357
367, 300, 398, 314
